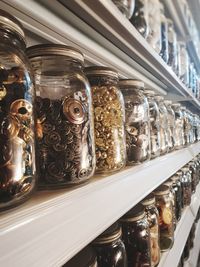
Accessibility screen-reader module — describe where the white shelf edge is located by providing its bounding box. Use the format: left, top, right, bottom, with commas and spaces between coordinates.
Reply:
0, 142, 200, 267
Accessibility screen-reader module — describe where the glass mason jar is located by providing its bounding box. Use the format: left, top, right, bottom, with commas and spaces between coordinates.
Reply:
154, 185, 174, 251
178, 42, 189, 86
147, 0, 162, 54
130, 0, 149, 39
144, 90, 160, 159
171, 174, 182, 222
167, 19, 178, 73
121, 204, 151, 267
180, 167, 192, 207
92, 222, 128, 267
112, 0, 135, 19
119, 80, 150, 164
171, 103, 185, 149
193, 114, 200, 142
164, 100, 175, 152
159, 4, 169, 63
189, 62, 194, 93
187, 161, 197, 193
188, 111, 195, 144
141, 194, 161, 267
155, 96, 169, 155
85, 66, 126, 173
63, 246, 98, 267
181, 107, 190, 146
27, 45, 96, 188
163, 179, 177, 230
0, 10, 36, 210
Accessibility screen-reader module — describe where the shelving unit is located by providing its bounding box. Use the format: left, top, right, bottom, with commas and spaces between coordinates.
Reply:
1, 1, 200, 267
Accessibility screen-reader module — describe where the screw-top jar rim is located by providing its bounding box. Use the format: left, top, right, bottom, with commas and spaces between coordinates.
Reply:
63, 246, 97, 267
141, 193, 155, 206
163, 178, 173, 187
92, 222, 122, 244
26, 44, 84, 64
154, 184, 170, 196
155, 95, 164, 101
85, 66, 118, 79
121, 204, 145, 222
164, 100, 172, 105
119, 79, 144, 89
0, 9, 26, 44
144, 89, 155, 96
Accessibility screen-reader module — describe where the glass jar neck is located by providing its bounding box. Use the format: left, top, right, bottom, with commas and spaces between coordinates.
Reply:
87, 75, 118, 87
0, 30, 26, 51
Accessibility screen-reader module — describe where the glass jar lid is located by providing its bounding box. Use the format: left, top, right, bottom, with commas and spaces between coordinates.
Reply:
0, 9, 25, 43
93, 222, 122, 244
63, 246, 97, 267
85, 66, 118, 79
121, 204, 145, 222
119, 79, 144, 89
154, 185, 170, 196
26, 44, 84, 64
141, 193, 155, 206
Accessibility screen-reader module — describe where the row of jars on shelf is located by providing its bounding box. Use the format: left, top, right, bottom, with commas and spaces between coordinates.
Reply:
0, 9, 200, 211
177, 207, 200, 267
112, 0, 200, 99
64, 156, 200, 267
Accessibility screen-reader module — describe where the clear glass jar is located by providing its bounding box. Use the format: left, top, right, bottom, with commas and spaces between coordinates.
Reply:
119, 80, 150, 164
188, 111, 195, 144
164, 100, 175, 152
0, 10, 36, 210
180, 167, 192, 207
171, 103, 185, 149
121, 204, 151, 267
154, 185, 174, 251
167, 19, 178, 73
27, 45, 96, 188
171, 174, 182, 222
130, 0, 149, 39
159, 4, 169, 63
181, 107, 190, 146
189, 62, 194, 93
193, 114, 200, 142
147, 0, 161, 54
141, 194, 161, 267
112, 0, 135, 19
85, 66, 126, 173
92, 222, 128, 267
178, 42, 189, 86
144, 90, 161, 159
188, 161, 197, 194
155, 96, 169, 155
63, 246, 98, 267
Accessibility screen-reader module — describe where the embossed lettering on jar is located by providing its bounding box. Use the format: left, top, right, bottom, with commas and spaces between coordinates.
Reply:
0, 10, 36, 210
119, 80, 151, 164
121, 204, 151, 267
27, 45, 96, 188
85, 66, 126, 173
92, 222, 128, 267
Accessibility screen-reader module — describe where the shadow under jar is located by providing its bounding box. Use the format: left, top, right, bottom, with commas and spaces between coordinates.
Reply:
92, 222, 128, 267
27, 44, 96, 188
144, 90, 160, 159
85, 66, 126, 173
0, 10, 36, 210
119, 80, 151, 165
120, 204, 151, 267
63, 246, 98, 267
154, 185, 174, 251
141, 194, 161, 267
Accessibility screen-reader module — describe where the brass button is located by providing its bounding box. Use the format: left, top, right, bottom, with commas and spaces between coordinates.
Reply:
63, 98, 85, 124
1, 114, 20, 139
0, 84, 7, 100
10, 99, 33, 120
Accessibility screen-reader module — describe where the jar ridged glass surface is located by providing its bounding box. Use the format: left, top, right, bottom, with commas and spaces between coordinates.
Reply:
155, 96, 169, 155
85, 67, 126, 173
159, 4, 168, 63
145, 90, 160, 159
164, 100, 175, 152
92, 222, 128, 267
0, 10, 36, 210
142, 194, 161, 267
188, 161, 197, 193
121, 204, 151, 267
27, 45, 96, 188
167, 19, 177, 73
180, 167, 192, 207
154, 185, 174, 251
178, 42, 189, 86
112, 0, 135, 19
181, 107, 190, 146
119, 80, 150, 164
171, 174, 182, 222
171, 103, 185, 149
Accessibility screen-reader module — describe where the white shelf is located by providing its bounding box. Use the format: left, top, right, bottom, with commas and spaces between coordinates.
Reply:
0, 142, 200, 267
1, 0, 200, 112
